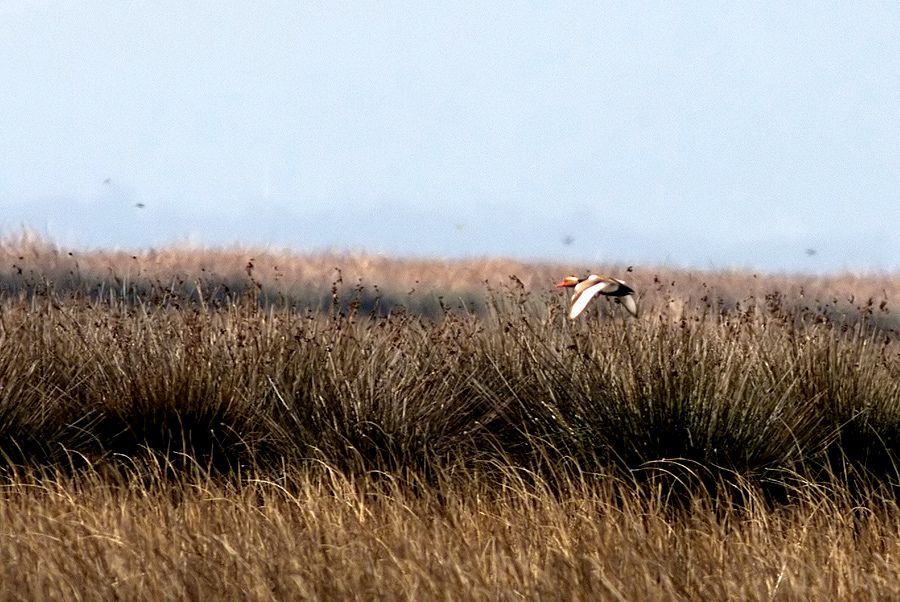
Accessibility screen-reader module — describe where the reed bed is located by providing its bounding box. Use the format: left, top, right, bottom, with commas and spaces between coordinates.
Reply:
0, 234, 898, 599
2, 230, 897, 324
0, 274, 895, 488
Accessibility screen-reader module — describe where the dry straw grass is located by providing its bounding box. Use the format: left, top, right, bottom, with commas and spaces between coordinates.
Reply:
2, 467, 898, 601
0, 233, 898, 599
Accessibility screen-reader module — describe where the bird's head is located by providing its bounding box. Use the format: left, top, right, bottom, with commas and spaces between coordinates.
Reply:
555, 275, 581, 288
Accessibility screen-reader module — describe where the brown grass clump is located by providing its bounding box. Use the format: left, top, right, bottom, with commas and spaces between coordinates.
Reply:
0, 233, 898, 599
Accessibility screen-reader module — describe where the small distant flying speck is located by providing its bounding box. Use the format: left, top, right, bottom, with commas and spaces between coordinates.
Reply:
562, 235, 575, 246
804, 248, 817, 256
103, 178, 111, 185
135, 202, 145, 209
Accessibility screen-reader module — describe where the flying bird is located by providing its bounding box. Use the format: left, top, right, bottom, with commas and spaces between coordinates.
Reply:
556, 274, 638, 319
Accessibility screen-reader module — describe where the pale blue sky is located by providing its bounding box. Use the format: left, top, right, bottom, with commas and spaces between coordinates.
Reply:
1, 2, 898, 273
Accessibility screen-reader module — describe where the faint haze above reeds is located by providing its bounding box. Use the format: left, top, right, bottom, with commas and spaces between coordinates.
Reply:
1, 3, 898, 272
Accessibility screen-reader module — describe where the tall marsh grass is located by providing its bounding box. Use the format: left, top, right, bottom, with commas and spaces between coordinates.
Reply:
0, 282, 896, 488
0, 235, 898, 598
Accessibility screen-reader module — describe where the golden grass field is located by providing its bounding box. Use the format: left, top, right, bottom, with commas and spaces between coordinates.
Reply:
0, 233, 898, 600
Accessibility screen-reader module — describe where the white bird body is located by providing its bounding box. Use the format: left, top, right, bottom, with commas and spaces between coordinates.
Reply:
556, 274, 638, 319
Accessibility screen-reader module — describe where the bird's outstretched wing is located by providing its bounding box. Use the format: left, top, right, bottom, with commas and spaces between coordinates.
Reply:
619, 293, 638, 317
569, 280, 612, 319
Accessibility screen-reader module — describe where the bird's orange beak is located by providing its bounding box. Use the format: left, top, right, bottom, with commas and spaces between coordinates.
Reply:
556, 276, 579, 288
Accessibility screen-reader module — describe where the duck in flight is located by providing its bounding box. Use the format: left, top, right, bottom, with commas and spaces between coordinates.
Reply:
556, 274, 638, 319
